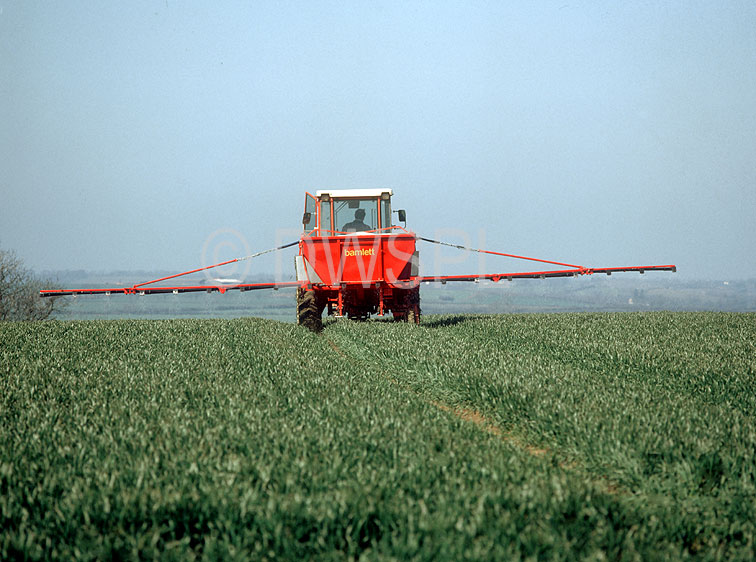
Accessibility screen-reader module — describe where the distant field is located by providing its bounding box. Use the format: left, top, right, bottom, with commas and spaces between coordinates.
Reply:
2, 312, 755, 559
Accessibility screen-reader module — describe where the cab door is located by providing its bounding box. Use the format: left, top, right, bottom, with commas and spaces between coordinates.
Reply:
303, 192, 318, 233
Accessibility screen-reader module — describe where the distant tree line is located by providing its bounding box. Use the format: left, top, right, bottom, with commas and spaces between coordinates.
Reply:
0, 247, 65, 321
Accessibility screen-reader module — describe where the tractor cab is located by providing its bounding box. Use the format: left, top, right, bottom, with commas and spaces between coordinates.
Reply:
303, 189, 399, 235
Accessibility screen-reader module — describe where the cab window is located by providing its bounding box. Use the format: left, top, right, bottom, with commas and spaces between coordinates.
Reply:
381, 198, 391, 229
320, 200, 332, 233
335, 199, 378, 233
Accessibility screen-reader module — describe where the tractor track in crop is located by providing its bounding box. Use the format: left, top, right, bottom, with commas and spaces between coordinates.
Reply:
325, 333, 624, 497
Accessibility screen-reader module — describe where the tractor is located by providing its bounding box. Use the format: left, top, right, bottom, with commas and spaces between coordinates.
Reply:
295, 189, 420, 331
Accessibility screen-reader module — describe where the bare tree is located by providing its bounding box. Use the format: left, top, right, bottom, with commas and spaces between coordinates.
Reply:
0, 248, 65, 321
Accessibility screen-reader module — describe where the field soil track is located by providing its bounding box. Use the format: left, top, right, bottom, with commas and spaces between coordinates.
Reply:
326, 330, 629, 500
2, 311, 755, 560
327, 334, 590, 472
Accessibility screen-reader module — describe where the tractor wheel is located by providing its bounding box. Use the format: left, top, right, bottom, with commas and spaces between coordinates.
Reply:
394, 287, 421, 324
297, 288, 323, 332
406, 287, 421, 325
407, 306, 420, 325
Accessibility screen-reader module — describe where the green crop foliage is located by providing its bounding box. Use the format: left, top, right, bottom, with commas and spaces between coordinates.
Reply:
1, 312, 754, 560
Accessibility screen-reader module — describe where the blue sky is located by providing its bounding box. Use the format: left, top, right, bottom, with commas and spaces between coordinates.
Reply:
1, 1, 754, 280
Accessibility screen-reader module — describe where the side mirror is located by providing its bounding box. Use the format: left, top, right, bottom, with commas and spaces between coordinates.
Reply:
302, 212, 312, 226
397, 209, 406, 223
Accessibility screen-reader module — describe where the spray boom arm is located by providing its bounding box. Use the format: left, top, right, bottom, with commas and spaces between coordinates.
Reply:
40, 233, 675, 299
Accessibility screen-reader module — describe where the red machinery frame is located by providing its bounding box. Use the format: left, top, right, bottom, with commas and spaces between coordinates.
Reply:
40, 189, 676, 323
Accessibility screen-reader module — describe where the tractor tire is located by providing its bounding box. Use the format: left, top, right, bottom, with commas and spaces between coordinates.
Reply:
407, 306, 420, 325
406, 286, 421, 325
297, 288, 323, 332
394, 287, 421, 324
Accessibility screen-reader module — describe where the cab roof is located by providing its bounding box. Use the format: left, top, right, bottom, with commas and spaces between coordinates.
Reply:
315, 188, 392, 198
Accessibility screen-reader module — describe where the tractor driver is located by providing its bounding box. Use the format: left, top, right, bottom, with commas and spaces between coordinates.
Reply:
342, 208, 371, 232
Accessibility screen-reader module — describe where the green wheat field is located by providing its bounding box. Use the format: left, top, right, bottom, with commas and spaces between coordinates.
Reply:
2, 312, 755, 560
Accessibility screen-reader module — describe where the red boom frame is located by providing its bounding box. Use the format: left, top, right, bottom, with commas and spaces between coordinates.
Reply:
39, 190, 676, 320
